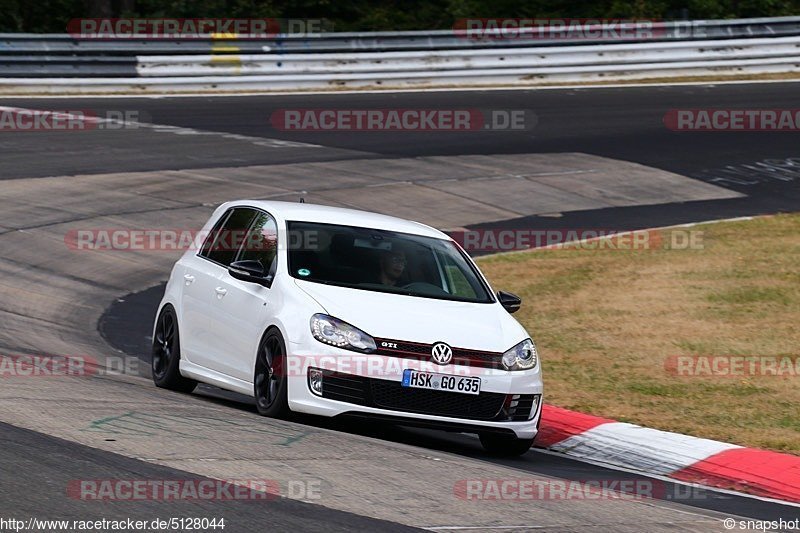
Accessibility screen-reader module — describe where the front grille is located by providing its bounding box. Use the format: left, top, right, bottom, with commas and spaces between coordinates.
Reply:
370, 379, 505, 420
319, 370, 536, 422
374, 338, 503, 369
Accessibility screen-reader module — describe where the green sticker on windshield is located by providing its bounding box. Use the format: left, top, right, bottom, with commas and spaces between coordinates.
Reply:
297, 268, 311, 277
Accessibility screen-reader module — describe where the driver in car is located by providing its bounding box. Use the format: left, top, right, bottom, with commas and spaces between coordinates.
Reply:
378, 249, 407, 286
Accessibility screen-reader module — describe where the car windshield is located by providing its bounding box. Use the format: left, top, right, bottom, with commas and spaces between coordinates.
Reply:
286, 221, 494, 303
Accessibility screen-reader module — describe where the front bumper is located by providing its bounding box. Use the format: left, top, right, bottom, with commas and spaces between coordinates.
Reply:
284, 342, 543, 439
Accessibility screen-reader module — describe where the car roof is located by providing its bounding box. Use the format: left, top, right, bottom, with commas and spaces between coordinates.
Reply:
224, 200, 449, 240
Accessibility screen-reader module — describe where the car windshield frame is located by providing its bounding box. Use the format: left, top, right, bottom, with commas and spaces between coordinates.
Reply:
286, 220, 496, 304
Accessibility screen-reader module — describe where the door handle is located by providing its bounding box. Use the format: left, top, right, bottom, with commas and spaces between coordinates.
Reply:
215, 287, 227, 298
183, 274, 195, 285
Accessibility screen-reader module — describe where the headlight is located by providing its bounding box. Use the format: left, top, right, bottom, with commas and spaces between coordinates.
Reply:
310, 314, 376, 353
501, 338, 538, 371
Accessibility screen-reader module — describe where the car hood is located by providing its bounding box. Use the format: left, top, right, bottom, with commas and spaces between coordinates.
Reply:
294, 279, 527, 352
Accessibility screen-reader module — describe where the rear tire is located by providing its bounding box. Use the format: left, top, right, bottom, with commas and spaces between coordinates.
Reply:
479, 433, 534, 457
152, 305, 197, 393
254, 329, 290, 418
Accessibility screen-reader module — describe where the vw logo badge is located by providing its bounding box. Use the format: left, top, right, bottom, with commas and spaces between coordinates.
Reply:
431, 342, 453, 365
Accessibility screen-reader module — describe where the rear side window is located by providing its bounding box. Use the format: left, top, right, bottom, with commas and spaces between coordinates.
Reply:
200, 208, 257, 267
199, 211, 230, 258
236, 211, 279, 275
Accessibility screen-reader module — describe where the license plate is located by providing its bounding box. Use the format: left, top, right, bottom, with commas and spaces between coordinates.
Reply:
401, 369, 481, 395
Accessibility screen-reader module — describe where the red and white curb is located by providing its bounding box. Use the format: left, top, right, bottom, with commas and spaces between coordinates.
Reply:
535, 404, 800, 504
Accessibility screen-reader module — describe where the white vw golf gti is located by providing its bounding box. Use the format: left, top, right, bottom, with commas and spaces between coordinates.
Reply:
153, 200, 543, 455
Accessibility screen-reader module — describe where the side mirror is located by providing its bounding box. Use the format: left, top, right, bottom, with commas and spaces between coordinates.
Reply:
497, 291, 521, 314
229, 260, 272, 287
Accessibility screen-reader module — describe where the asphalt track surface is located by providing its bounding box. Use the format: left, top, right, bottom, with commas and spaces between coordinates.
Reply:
3, 83, 798, 230
99, 284, 798, 524
2, 83, 800, 183
0, 422, 416, 532
2, 82, 800, 531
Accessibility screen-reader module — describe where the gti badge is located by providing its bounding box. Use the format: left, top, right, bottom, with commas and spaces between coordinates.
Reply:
431, 342, 453, 365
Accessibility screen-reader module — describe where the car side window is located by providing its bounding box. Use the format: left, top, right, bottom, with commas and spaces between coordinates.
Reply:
200, 208, 257, 267
236, 211, 279, 275
199, 210, 232, 258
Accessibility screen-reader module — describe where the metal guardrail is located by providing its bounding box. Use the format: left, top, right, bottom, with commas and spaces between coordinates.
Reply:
1, 17, 800, 92
135, 37, 800, 77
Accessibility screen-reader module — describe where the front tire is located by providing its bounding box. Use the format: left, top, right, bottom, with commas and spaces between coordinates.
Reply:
479, 433, 534, 457
152, 305, 197, 393
254, 329, 290, 418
